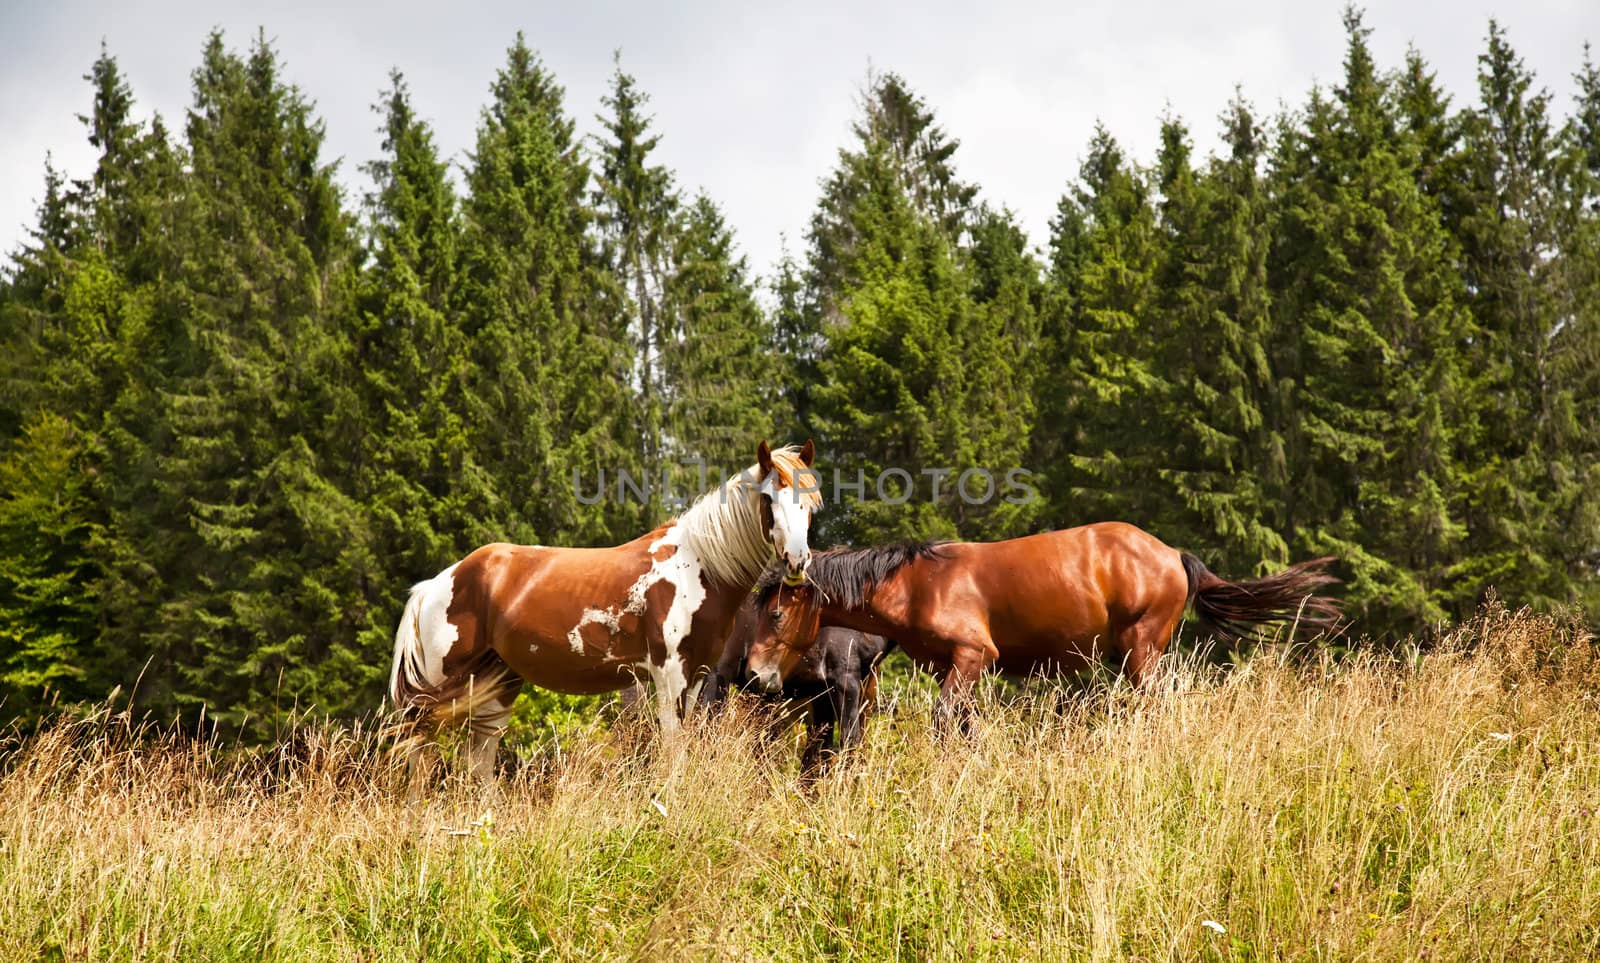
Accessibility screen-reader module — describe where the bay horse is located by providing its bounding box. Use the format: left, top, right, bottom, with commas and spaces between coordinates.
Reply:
389, 440, 820, 781
705, 596, 893, 779
746, 522, 1339, 730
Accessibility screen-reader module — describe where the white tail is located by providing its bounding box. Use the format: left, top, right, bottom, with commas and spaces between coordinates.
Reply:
388, 579, 432, 708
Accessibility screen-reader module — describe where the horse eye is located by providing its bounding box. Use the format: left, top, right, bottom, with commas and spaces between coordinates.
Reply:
771, 609, 784, 624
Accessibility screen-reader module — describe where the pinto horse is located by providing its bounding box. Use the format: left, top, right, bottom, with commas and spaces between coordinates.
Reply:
746, 522, 1339, 729
389, 440, 820, 780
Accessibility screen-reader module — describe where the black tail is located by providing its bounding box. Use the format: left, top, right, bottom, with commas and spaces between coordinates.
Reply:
1181, 553, 1341, 644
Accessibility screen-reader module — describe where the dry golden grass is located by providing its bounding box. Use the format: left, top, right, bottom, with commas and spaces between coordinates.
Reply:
2, 606, 1598, 961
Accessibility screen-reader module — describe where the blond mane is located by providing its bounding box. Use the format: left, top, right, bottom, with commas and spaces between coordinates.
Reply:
673, 445, 822, 587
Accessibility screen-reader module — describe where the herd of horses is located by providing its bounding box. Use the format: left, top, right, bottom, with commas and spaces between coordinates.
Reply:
389, 441, 1341, 782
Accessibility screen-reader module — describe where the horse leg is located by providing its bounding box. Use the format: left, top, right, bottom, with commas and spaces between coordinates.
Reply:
799, 697, 836, 785
932, 643, 991, 736
645, 662, 687, 739
700, 626, 747, 714
467, 693, 517, 785
837, 676, 866, 751
405, 737, 441, 799
697, 668, 726, 712
683, 670, 710, 719
618, 682, 648, 717
1119, 610, 1182, 689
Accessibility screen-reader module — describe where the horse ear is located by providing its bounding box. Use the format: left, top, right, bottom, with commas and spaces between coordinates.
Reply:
756, 440, 774, 478
800, 438, 816, 467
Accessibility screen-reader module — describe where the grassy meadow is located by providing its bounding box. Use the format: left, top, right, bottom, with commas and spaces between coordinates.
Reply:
1, 606, 1598, 961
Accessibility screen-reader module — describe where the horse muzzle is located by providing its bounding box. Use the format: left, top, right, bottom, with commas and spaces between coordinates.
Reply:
752, 666, 783, 694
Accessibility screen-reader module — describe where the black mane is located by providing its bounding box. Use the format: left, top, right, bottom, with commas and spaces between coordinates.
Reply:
755, 540, 948, 610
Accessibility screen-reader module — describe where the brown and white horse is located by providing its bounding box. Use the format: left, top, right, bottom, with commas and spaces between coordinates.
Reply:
747, 522, 1340, 730
389, 441, 820, 780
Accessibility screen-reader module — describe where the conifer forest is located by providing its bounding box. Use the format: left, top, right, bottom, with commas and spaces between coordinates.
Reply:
3, 12, 1598, 734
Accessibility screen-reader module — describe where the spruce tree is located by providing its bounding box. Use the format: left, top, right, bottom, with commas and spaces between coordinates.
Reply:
805, 73, 1020, 543
1149, 108, 1288, 573
1046, 127, 1164, 528
769, 241, 819, 444
661, 194, 778, 475
456, 35, 639, 546
1545, 48, 1600, 616
1455, 23, 1592, 613
959, 204, 1042, 538
0, 414, 99, 722
809, 71, 976, 302
592, 59, 675, 489
0, 47, 187, 711
352, 71, 488, 654
809, 130, 969, 542
133, 32, 369, 727
1267, 12, 1471, 633
1397, 47, 1470, 238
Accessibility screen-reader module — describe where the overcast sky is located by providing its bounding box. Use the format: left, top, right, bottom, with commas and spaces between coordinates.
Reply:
3, 0, 1597, 279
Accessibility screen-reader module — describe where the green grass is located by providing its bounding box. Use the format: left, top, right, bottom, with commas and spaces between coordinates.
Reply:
2, 606, 1598, 960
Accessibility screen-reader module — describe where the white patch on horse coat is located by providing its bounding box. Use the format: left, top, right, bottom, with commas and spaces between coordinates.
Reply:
565, 556, 658, 653
646, 524, 707, 722
416, 563, 461, 683
563, 522, 707, 729
388, 562, 460, 706
648, 524, 707, 663
567, 605, 625, 652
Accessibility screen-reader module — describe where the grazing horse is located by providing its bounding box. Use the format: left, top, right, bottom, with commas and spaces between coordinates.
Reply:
704, 596, 893, 778
746, 522, 1339, 730
389, 440, 820, 781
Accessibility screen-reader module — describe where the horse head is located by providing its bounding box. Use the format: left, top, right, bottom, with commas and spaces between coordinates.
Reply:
746, 578, 822, 693
755, 439, 819, 582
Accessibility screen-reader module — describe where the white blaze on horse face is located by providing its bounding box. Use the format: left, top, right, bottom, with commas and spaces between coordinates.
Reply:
765, 479, 814, 573
414, 563, 460, 683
